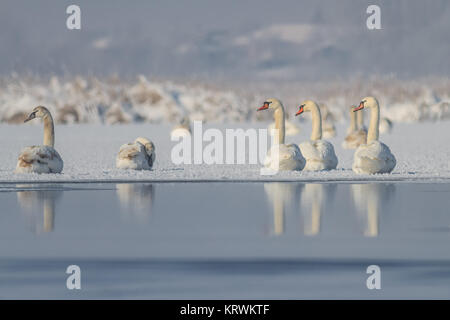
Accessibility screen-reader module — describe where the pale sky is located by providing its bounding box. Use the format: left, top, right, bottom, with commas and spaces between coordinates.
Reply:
0, 0, 449, 80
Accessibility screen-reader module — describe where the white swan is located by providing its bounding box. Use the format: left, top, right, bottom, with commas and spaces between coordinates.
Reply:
15, 106, 64, 174
116, 137, 155, 170
352, 97, 396, 174
320, 104, 336, 138
379, 117, 393, 134
295, 100, 338, 171
257, 98, 305, 171
342, 105, 367, 149
171, 116, 191, 139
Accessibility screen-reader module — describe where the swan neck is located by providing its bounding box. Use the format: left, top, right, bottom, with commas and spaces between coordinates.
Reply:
367, 104, 380, 143
310, 103, 322, 141
43, 113, 55, 147
274, 106, 285, 145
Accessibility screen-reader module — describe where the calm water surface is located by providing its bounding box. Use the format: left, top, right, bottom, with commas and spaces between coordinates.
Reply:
0, 182, 449, 299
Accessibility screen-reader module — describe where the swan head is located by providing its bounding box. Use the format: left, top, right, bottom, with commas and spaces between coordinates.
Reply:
135, 137, 155, 154
354, 96, 378, 112
24, 106, 51, 122
257, 98, 282, 111
295, 100, 317, 116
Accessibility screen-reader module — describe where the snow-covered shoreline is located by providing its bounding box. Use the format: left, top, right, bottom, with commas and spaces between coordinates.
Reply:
1, 176, 449, 185
1, 75, 450, 125
0, 122, 448, 184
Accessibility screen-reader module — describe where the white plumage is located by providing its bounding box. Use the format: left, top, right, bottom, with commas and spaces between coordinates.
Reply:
299, 140, 338, 171
258, 98, 305, 172
352, 140, 396, 174
264, 144, 305, 171
352, 97, 396, 174
295, 100, 338, 171
343, 105, 367, 149
16, 106, 63, 174
16, 146, 63, 174
342, 130, 367, 149
116, 137, 155, 170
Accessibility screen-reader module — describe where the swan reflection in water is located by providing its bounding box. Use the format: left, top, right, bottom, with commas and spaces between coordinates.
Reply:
116, 183, 155, 221
264, 183, 303, 235
351, 183, 395, 237
264, 182, 337, 236
300, 184, 323, 236
300, 183, 337, 236
16, 185, 62, 233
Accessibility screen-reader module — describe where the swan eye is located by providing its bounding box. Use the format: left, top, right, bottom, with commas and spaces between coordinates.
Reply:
264, 101, 272, 105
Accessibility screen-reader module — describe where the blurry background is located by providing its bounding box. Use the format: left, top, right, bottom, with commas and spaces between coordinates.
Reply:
1, 0, 449, 79
0, 0, 449, 123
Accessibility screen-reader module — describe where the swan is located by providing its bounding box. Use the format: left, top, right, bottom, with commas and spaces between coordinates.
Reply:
268, 114, 300, 136
257, 98, 305, 171
295, 100, 338, 171
171, 116, 191, 139
116, 137, 155, 170
379, 117, 393, 134
15, 106, 64, 174
342, 105, 367, 149
352, 97, 396, 174
320, 104, 336, 138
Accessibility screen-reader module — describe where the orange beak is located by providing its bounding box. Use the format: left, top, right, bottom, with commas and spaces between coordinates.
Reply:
257, 103, 269, 111
295, 105, 304, 116
353, 102, 364, 112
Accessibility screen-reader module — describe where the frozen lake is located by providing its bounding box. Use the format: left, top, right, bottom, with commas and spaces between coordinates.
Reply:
0, 182, 449, 299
